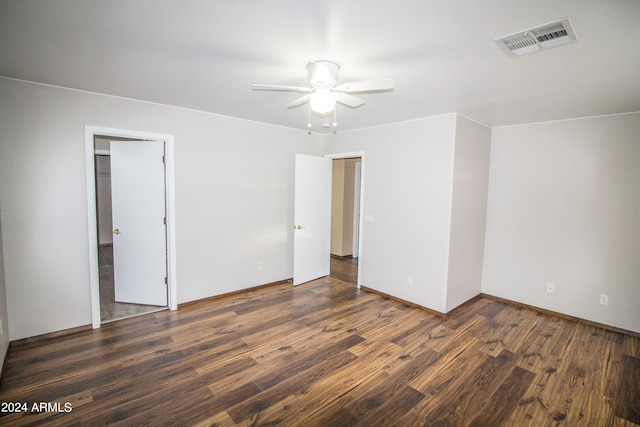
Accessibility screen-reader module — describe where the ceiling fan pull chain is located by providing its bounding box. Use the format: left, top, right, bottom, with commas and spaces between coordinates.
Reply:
307, 103, 312, 130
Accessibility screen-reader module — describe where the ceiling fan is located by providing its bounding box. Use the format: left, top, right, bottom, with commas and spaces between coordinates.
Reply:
252, 60, 394, 128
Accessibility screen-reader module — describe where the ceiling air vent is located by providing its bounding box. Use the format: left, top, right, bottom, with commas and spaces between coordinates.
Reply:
495, 18, 577, 57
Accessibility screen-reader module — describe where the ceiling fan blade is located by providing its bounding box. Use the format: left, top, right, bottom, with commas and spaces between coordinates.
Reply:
286, 95, 311, 109
334, 78, 394, 93
251, 84, 313, 93
335, 93, 365, 108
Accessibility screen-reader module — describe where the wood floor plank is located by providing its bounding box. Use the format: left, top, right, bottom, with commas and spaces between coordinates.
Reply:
297, 295, 381, 330
614, 354, 640, 424
192, 410, 237, 427
108, 385, 217, 426
514, 312, 578, 375
296, 370, 393, 425
330, 255, 359, 286
352, 384, 425, 426
1, 277, 638, 426
226, 349, 358, 423
234, 394, 306, 427
180, 338, 251, 372
306, 407, 359, 427
473, 306, 544, 358
290, 340, 407, 424
469, 365, 536, 426
541, 324, 615, 424
390, 315, 444, 347
408, 348, 519, 425
427, 350, 523, 425
623, 334, 640, 358
343, 349, 439, 421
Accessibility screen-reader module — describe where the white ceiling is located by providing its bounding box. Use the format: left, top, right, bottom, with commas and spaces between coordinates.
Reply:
1, 0, 639, 133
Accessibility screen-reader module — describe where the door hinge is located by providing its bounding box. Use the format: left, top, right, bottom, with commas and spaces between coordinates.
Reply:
163, 217, 166, 225
162, 155, 165, 164
165, 277, 168, 285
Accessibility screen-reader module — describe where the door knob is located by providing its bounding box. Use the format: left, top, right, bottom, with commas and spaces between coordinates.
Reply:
113, 228, 121, 235
295, 225, 305, 230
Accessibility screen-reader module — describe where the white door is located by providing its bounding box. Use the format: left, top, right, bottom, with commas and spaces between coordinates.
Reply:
293, 154, 332, 285
110, 140, 168, 306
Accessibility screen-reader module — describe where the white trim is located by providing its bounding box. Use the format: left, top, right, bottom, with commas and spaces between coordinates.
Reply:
352, 162, 362, 258
325, 151, 365, 289
492, 110, 640, 129
455, 113, 492, 129
334, 113, 458, 134
165, 135, 178, 311
84, 134, 100, 329
324, 151, 364, 160
7, 76, 638, 134
2, 76, 310, 134
442, 116, 457, 311
85, 126, 177, 329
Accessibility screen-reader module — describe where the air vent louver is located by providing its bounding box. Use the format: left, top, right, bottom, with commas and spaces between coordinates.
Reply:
536, 28, 568, 43
496, 18, 577, 57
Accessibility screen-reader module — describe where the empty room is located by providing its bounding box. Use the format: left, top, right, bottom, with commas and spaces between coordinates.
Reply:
0, 1, 639, 425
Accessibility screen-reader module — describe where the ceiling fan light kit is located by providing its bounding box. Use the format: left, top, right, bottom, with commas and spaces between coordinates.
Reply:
309, 90, 336, 115
252, 60, 394, 130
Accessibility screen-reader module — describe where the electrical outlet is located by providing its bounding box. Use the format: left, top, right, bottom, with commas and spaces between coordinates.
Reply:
599, 294, 608, 306
407, 275, 414, 286
546, 282, 555, 293
258, 262, 264, 271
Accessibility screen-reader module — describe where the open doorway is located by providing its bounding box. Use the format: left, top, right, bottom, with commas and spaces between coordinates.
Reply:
292, 152, 363, 288
329, 157, 362, 286
94, 136, 167, 322
85, 125, 177, 329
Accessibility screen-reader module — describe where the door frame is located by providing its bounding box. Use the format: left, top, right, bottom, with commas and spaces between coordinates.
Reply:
85, 125, 177, 329
324, 151, 365, 288
353, 161, 362, 258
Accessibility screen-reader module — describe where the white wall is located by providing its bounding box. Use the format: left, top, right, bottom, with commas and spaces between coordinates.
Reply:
483, 113, 640, 333
330, 158, 357, 257
446, 116, 491, 311
2, 75, 636, 340
0, 78, 323, 340
326, 115, 457, 313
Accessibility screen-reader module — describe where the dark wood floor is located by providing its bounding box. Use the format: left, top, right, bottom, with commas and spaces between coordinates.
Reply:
1, 277, 639, 426
330, 255, 358, 286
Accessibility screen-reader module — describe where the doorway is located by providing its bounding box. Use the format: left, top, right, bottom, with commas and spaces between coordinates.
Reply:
292, 152, 364, 288
328, 154, 363, 287
85, 126, 177, 329
94, 136, 166, 322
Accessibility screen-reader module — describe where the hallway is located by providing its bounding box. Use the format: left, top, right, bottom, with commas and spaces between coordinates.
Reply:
330, 256, 358, 286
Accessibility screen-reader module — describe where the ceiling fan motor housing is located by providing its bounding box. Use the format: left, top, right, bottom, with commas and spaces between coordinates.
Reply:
308, 60, 340, 88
